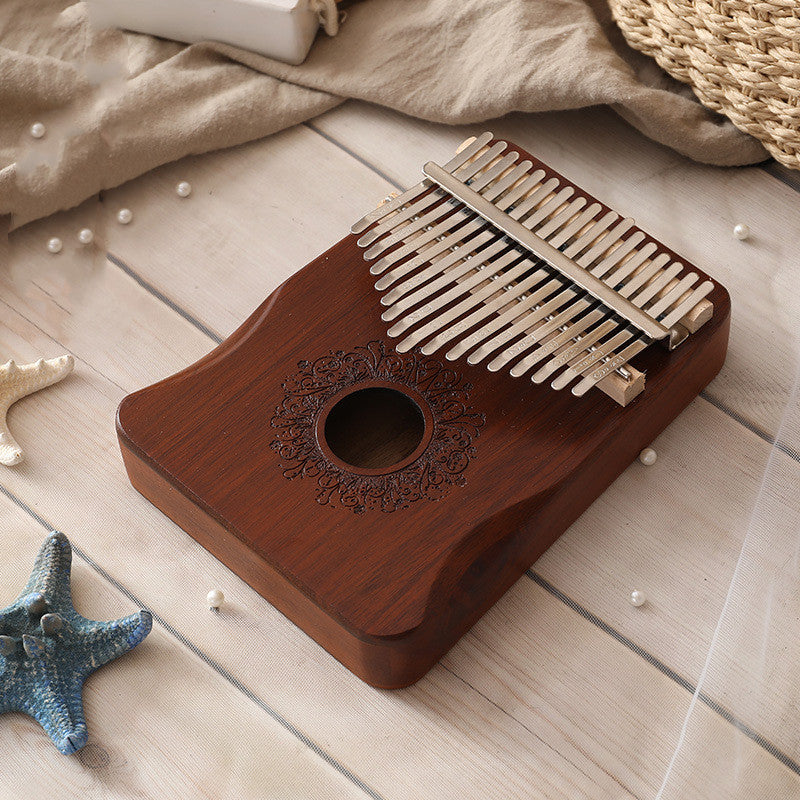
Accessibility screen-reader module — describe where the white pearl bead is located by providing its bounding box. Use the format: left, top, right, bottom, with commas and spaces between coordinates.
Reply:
30, 122, 46, 139
77, 228, 94, 245
733, 223, 750, 241
630, 590, 647, 607
176, 181, 192, 198
116, 208, 133, 225
47, 237, 62, 254
639, 447, 657, 466
206, 589, 224, 609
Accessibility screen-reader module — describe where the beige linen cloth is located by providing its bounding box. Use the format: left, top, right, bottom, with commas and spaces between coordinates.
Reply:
0, 0, 768, 231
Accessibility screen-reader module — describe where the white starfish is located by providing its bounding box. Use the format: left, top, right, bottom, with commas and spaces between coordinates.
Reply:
0, 356, 74, 466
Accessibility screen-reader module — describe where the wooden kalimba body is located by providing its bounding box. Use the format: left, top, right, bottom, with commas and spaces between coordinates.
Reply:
117, 134, 730, 688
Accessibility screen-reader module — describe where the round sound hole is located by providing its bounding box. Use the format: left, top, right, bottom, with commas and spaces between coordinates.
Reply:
323, 387, 426, 471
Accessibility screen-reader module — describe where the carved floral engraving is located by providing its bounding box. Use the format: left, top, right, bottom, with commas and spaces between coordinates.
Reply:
270, 341, 485, 514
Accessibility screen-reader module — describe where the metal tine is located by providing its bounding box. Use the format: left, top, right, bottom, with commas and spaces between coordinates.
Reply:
381, 237, 507, 311
603, 242, 657, 287
426, 278, 569, 356
531, 319, 618, 383
550, 329, 633, 391
387, 248, 533, 332
519, 188, 576, 232
618, 253, 671, 298
350, 132, 494, 235
661, 280, 714, 328
589, 231, 646, 280
458, 284, 575, 364
572, 338, 650, 397
449, 283, 583, 363
359, 146, 517, 255
546, 203, 602, 248
370, 169, 550, 279
351, 133, 494, 235
505, 300, 595, 375
536, 199, 587, 240
461, 204, 613, 366
647, 274, 699, 319
561, 210, 619, 258
395, 260, 548, 352
630, 262, 683, 307
501, 307, 605, 374
575, 218, 635, 269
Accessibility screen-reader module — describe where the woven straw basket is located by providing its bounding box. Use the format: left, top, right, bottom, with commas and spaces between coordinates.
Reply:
610, 0, 800, 169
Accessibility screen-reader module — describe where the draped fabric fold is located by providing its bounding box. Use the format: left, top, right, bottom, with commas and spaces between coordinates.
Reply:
0, 0, 767, 230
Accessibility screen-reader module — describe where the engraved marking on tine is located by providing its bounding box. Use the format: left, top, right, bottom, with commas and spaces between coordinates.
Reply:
350, 132, 493, 234
550, 329, 632, 391
572, 338, 649, 396
531, 319, 617, 383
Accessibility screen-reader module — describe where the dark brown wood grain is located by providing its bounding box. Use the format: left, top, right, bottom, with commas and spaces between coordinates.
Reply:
116, 143, 731, 688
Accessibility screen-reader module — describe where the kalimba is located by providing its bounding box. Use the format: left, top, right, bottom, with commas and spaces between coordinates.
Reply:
117, 134, 730, 687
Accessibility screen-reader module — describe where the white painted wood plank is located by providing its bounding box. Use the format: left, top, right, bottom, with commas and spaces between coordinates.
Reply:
311, 103, 800, 447
0, 498, 371, 800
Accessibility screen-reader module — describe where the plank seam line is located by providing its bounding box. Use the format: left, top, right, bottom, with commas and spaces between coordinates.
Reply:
761, 162, 800, 195
0, 483, 386, 800
700, 390, 800, 464
302, 121, 405, 192
105, 253, 224, 345
527, 569, 800, 777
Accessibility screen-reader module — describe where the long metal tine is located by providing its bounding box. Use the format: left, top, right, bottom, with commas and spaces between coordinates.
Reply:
647, 274, 698, 318
572, 337, 650, 396
531, 319, 618, 383
550, 329, 632, 391
575, 218, 635, 268
547, 203, 602, 248
617, 253, 671, 298
660, 281, 714, 329
590, 232, 646, 279
350, 132, 493, 234
604, 242, 657, 287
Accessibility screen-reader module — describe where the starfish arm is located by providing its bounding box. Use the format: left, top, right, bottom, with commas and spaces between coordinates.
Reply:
9, 661, 88, 755
17, 531, 74, 610
0, 399, 23, 466
77, 610, 153, 672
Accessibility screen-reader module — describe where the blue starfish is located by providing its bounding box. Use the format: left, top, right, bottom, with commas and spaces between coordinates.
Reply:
0, 531, 151, 754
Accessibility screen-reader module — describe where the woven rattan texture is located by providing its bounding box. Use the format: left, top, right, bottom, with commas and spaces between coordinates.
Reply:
610, 0, 800, 170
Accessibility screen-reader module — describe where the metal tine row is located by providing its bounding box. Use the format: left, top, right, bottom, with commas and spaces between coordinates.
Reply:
449, 208, 622, 368
350, 132, 494, 235
360, 142, 512, 258
384, 189, 588, 346
370, 164, 556, 279
373, 163, 544, 286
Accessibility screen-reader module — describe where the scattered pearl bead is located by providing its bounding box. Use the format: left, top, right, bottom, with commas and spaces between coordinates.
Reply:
733, 223, 750, 241
206, 589, 224, 610
639, 447, 657, 466
47, 237, 62, 254
176, 181, 192, 198
77, 228, 94, 245
116, 208, 133, 225
630, 590, 647, 607
30, 122, 46, 139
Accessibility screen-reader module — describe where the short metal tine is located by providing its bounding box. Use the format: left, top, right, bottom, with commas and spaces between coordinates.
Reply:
469, 152, 520, 193
661, 280, 714, 328
482, 162, 536, 201
604, 242, 657, 287
562, 210, 619, 259
548, 203, 602, 249
531, 319, 618, 383
532, 197, 587, 240
357, 190, 450, 248
451, 141, 508, 183
572, 337, 649, 397
498, 307, 604, 374
617, 253, 671, 298
575, 218, 635, 269
350, 131, 493, 234
647, 274, 698, 318
550, 329, 632, 391
630, 263, 683, 307
508, 179, 563, 221
589, 231, 646, 279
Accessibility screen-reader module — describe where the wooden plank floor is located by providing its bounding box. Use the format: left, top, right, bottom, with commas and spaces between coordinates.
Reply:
2, 102, 799, 799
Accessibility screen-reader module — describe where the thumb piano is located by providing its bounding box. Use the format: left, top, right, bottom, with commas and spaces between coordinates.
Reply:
117, 134, 730, 687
